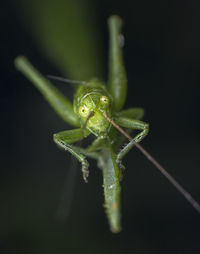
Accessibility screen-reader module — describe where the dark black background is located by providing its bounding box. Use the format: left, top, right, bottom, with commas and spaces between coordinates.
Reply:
1, 1, 200, 253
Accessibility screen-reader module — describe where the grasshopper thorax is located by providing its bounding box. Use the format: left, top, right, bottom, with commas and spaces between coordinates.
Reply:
74, 80, 113, 135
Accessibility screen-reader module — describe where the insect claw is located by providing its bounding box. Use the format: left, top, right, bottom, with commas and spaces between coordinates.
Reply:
82, 160, 89, 183
83, 170, 89, 183
116, 159, 125, 171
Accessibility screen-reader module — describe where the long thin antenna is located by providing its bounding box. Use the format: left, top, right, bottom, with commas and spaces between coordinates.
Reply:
47, 75, 87, 85
103, 112, 200, 214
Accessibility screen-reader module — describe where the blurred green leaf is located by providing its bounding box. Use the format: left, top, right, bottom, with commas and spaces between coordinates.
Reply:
16, 0, 103, 79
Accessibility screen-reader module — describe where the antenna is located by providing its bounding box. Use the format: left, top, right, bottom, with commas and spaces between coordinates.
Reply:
47, 75, 87, 85
103, 112, 200, 214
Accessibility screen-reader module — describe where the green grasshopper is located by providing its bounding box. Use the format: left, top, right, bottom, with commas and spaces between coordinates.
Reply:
15, 15, 200, 233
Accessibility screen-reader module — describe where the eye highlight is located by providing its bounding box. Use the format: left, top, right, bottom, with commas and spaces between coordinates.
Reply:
100, 96, 109, 104
79, 105, 89, 116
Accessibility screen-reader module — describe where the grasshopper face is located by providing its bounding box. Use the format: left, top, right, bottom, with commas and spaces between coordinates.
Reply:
74, 83, 113, 135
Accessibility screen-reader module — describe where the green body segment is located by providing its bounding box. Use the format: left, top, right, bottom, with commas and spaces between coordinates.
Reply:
15, 16, 149, 233
102, 147, 121, 233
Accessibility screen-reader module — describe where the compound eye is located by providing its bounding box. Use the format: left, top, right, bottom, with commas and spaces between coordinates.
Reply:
100, 96, 109, 104
79, 105, 89, 116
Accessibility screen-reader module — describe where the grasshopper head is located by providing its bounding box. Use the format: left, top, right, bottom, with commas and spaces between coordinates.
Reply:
75, 85, 113, 135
